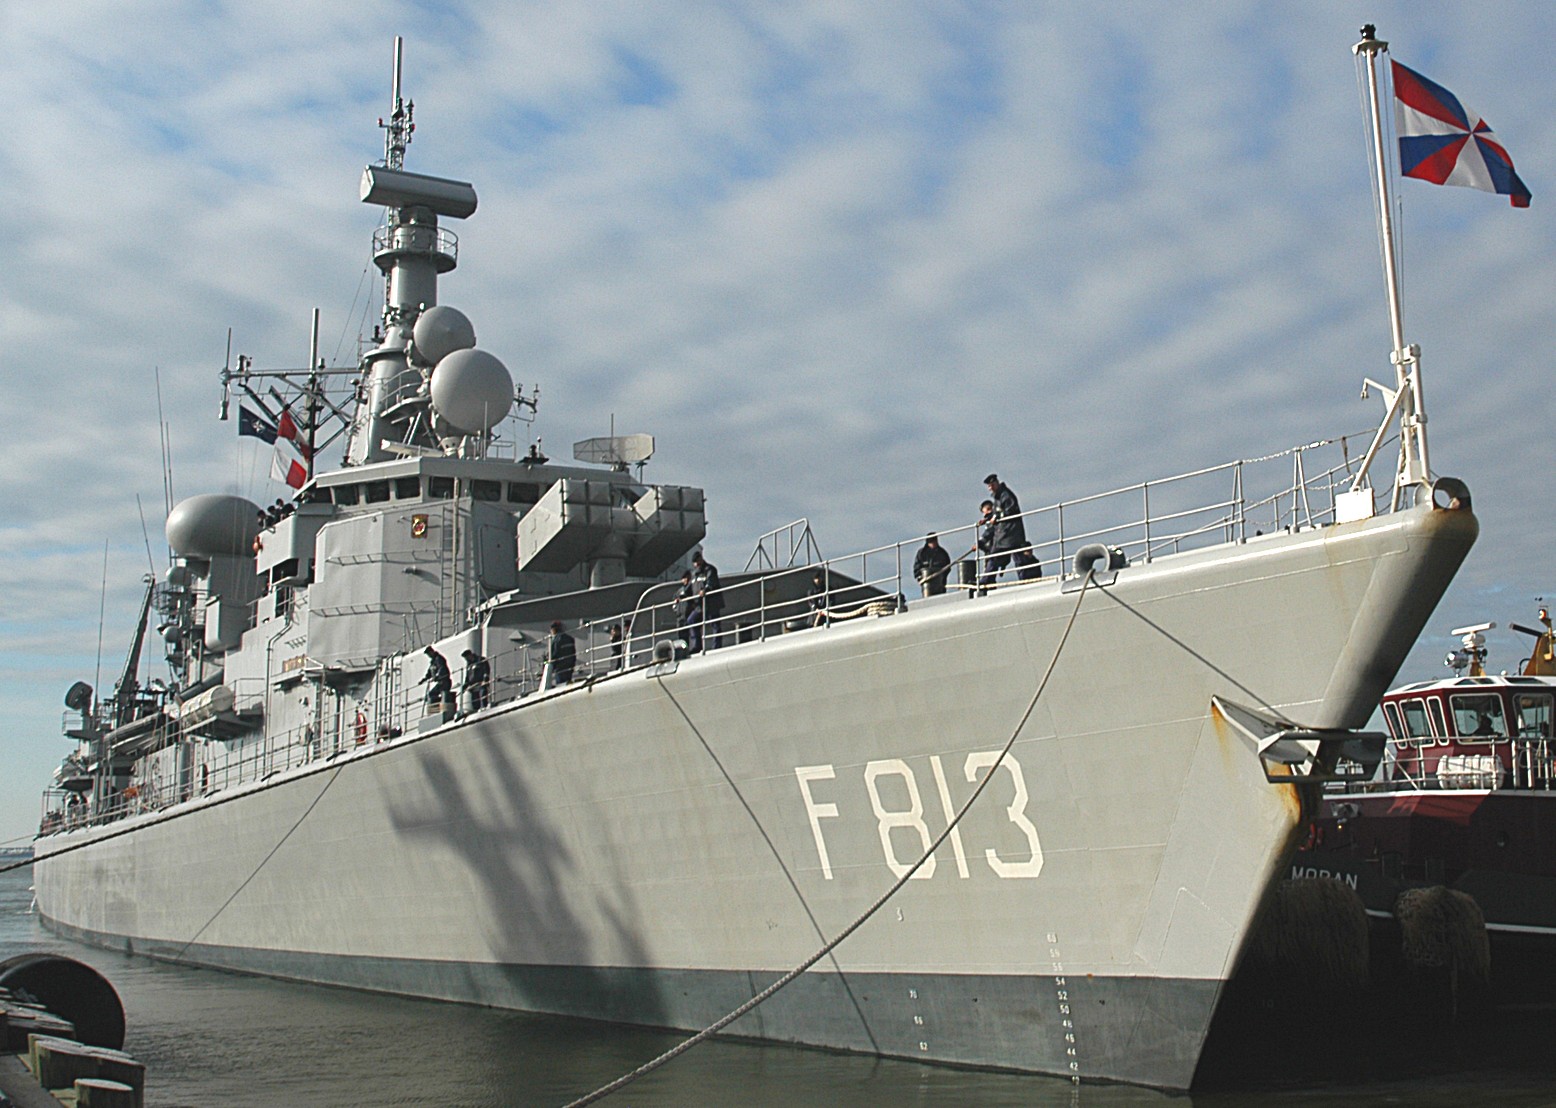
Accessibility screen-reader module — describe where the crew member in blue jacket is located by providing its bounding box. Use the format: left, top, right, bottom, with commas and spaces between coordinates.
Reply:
981, 474, 1041, 587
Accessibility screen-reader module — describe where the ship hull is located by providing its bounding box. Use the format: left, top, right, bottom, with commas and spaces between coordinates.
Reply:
34, 505, 1476, 1089
1294, 788, 1556, 1008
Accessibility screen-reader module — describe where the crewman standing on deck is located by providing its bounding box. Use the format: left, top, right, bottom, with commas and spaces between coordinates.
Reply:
913, 533, 952, 597
422, 646, 452, 707
545, 621, 576, 688
461, 648, 490, 712
981, 474, 1041, 586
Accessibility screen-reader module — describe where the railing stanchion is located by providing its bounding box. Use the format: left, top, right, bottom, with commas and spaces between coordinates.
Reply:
1056, 502, 1065, 574
1141, 482, 1151, 563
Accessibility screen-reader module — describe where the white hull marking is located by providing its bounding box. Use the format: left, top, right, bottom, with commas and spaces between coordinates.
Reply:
798, 750, 1044, 881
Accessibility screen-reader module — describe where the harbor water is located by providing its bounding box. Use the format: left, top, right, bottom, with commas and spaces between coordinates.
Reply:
4, 866, 1554, 1107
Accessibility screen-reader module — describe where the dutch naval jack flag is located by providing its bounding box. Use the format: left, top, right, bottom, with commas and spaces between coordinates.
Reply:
1393, 60, 1531, 207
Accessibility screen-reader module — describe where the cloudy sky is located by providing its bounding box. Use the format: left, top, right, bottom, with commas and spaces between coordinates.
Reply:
3, 1, 1552, 845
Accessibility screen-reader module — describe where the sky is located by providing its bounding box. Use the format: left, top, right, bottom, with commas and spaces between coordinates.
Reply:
2, 2, 1552, 846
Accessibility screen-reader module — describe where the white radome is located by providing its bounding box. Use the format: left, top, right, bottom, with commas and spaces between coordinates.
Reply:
412, 305, 477, 365
165, 494, 261, 557
430, 347, 513, 432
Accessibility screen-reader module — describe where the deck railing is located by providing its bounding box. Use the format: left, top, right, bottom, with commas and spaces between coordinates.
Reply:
1332, 735, 1556, 793
507, 430, 1385, 685
41, 430, 1390, 835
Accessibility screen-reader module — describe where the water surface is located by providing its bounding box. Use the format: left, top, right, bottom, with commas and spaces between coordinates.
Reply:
3, 867, 1551, 1106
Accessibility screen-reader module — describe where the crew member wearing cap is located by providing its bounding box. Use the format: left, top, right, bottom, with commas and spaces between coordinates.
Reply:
980, 474, 1041, 588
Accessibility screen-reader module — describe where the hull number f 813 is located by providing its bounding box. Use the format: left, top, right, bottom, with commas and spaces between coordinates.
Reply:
794, 753, 1044, 881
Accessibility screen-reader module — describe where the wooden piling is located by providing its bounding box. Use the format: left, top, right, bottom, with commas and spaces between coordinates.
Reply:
74, 1076, 138, 1108
33, 1035, 102, 1091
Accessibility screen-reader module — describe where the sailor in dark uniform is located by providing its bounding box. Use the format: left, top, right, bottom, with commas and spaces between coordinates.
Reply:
982, 474, 1041, 585
423, 645, 452, 707
913, 533, 952, 596
461, 648, 490, 712
806, 570, 828, 627
692, 551, 724, 650
545, 621, 576, 688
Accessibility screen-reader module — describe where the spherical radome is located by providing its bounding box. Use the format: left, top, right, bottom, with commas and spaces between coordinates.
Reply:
431, 347, 513, 432
166, 494, 261, 557
413, 305, 477, 366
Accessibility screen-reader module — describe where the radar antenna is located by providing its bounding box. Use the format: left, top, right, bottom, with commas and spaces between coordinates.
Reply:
1445, 622, 1495, 676
574, 433, 655, 474
379, 37, 414, 169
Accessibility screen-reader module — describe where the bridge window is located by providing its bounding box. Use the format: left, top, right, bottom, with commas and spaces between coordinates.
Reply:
507, 482, 540, 505
332, 484, 360, 506
394, 477, 421, 499
472, 479, 502, 502
428, 476, 455, 499
364, 480, 391, 504
1450, 693, 1508, 742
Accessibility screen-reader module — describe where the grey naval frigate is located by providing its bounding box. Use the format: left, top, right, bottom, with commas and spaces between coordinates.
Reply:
32, 35, 1479, 1090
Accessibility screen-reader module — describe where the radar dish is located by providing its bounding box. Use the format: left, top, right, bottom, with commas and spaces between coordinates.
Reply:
430, 347, 513, 433
64, 681, 93, 711
573, 434, 654, 468
413, 305, 476, 366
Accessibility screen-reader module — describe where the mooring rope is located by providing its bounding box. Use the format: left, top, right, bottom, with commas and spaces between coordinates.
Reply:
654, 679, 882, 1053
171, 765, 343, 960
563, 570, 1096, 1108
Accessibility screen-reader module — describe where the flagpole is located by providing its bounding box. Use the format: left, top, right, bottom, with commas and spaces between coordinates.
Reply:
1352, 25, 1430, 507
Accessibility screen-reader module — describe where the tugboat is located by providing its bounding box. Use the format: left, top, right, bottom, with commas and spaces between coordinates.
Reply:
1295, 608, 1556, 1007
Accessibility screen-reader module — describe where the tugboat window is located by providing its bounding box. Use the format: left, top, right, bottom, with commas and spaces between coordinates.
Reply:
1382, 701, 1404, 741
1450, 693, 1507, 742
1515, 694, 1553, 739
1399, 698, 1434, 744
1427, 698, 1449, 742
